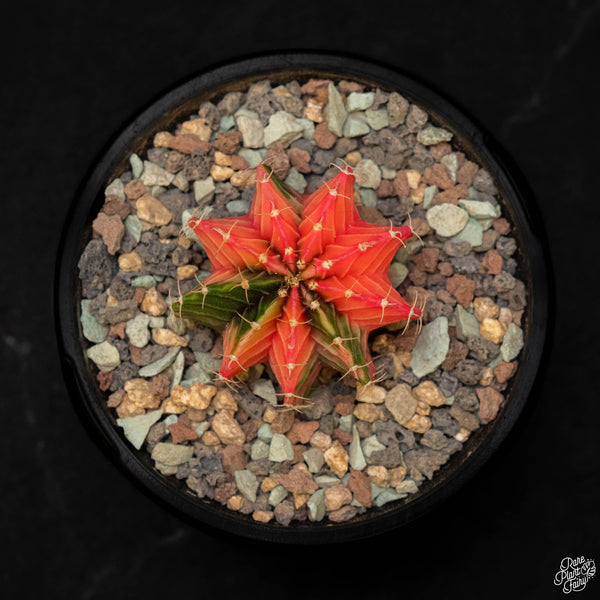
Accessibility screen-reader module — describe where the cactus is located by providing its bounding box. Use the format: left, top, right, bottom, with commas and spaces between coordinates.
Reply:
173, 163, 422, 405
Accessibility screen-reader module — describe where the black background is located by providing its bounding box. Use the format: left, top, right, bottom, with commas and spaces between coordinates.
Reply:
2, 1, 599, 598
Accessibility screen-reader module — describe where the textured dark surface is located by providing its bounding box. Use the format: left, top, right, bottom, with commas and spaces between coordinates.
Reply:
2, 1, 599, 598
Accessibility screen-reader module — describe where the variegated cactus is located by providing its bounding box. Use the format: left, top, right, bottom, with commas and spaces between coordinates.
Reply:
173, 163, 422, 405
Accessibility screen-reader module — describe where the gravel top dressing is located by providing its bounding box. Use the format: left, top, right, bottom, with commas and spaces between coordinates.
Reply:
77, 76, 527, 527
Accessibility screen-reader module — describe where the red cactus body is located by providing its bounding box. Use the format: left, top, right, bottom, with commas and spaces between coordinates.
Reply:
174, 164, 421, 405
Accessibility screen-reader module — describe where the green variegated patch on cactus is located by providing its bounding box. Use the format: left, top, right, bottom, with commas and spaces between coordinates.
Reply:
172, 163, 422, 405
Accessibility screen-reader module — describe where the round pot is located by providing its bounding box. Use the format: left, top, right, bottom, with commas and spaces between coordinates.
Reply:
54, 51, 550, 544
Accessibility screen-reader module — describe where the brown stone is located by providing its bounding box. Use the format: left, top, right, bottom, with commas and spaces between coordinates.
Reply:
303, 97, 324, 122
456, 160, 479, 186
366, 465, 389, 487
353, 403, 385, 423
347, 469, 372, 507
482, 249, 504, 275
423, 163, 454, 190
480, 318, 507, 344
413, 380, 446, 407
92, 212, 124, 255
446, 273, 475, 308
167, 133, 210, 154
212, 411, 245, 445
263, 142, 290, 179
213, 130, 243, 154
477, 387, 505, 422
230, 155, 249, 171
109, 322, 126, 339
230, 168, 256, 189
431, 184, 469, 206
403, 414, 432, 433
286, 420, 319, 444
152, 328, 188, 346
300, 78, 332, 95
449, 404, 480, 432
494, 360, 518, 384
441, 339, 468, 371
474, 296, 500, 321
393, 170, 410, 196
180, 118, 211, 140
313, 121, 337, 149
221, 444, 248, 475
124, 179, 147, 200
324, 484, 353, 511
124, 378, 161, 409
252, 510, 274, 523
270, 408, 296, 434
332, 428, 353, 444
96, 370, 112, 392
376, 179, 395, 198
102, 195, 130, 220
168, 421, 197, 445
164, 382, 216, 412
214, 482, 237, 505
136, 195, 172, 226
140, 287, 168, 316
287, 147, 311, 173
429, 142, 452, 161
413, 247, 440, 273
323, 440, 349, 478
274, 464, 318, 495
333, 394, 355, 416
493, 217, 511, 235
107, 388, 125, 408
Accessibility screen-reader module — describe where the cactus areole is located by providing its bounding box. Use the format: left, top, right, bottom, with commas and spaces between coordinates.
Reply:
173, 164, 422, 405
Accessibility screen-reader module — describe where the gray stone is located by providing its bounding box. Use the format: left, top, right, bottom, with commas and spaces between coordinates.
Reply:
500, 322, 524, 361
125, 313, 150, 348
86, 340, 120, 371
234, 469, 259, 502
417, 125, 453, 145
346, 92, 374, 112
325, 83, 347, 136
354, 158, 381, 189
250, 439, 270, 461
251, 379, 277, 404
343, 113, 370, 138
307, 489, 326, 521
426, 204, 469, 237
395, 479, 419, 494
151, 442, 194, 466
238, 148, 264, 167
365, 107, 389, 130
236, 111, 264, 148
303, 447, 325, 473
117, 409, 163, 450
263, 111, 304, 147
451, 217, 484, 247
387, 92, 409, 127
80, 299, 109, 343
226, 199, 249, 215
269, 433, 294, 462
455, 305, 480, 340
129, 153, 144, 179
374, 488, 407, 507
410, 316, 450, 378
348, 425, 367, 470
268, 485, 288, 507
141, 161, 175, 187
361, 434, 387, 458
385, 384, 417, 426
124, 214, 142, 244
441, 153, 459, 182
193, 176, 215, 206
423, 185, 438, 209
257, 423, 273, 443
459, 199, 500, 220
388, 262, 409, 287
285, 167, 307, 192
105, 178, 125, 199
138, 347, 181, 377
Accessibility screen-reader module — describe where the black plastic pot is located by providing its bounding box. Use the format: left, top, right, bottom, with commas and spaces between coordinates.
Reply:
54, 51, 550, 544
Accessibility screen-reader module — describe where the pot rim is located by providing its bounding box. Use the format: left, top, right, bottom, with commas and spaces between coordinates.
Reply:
54, 50, 551, 544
